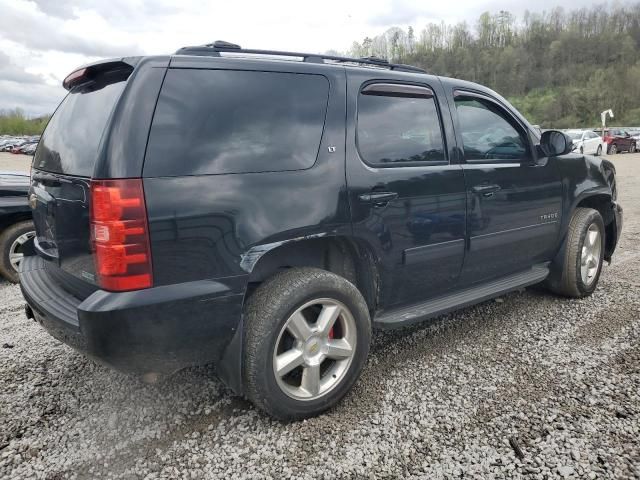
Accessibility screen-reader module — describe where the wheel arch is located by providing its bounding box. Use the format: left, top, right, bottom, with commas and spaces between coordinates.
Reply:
0, 212, 33, 233
244, 235, 381, 316
575, 193, 616, 260
550, 191, 615, 287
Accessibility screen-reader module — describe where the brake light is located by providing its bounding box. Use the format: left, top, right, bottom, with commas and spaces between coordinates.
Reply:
63, 68, 87, 90
90, 179, 153, 291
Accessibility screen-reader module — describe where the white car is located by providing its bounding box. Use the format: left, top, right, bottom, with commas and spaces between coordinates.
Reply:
566, 129, 604, 155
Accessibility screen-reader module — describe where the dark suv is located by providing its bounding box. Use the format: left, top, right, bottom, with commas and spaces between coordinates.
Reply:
20, 42, 622, 420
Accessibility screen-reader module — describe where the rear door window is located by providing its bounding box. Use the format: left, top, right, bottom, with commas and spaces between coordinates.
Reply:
356, 85, 446, 166
144, 69, 329, 176
33, 70, 129, 177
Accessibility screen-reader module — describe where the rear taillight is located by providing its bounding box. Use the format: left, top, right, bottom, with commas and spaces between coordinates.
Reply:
90, 179, 153, 291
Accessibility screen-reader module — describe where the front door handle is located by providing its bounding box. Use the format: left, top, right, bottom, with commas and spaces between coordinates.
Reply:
358, 191, 398, 206
471, 184, 501, 197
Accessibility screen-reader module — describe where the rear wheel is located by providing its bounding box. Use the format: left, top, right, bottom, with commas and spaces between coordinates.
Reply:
549, 208, 604, 298
243, 267, 371, 420
0, 221, 35, 283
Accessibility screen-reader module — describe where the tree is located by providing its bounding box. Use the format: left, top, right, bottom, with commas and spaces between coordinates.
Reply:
343, 3, 640, 127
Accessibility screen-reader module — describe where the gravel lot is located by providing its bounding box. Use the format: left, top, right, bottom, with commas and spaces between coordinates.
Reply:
0, 152, 31, 172
1, 154, 639, 479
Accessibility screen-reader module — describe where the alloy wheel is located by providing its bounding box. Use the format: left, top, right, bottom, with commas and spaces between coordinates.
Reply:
580, 223, 602, 286
273, 298, 357, 401
9, 231, 35, 272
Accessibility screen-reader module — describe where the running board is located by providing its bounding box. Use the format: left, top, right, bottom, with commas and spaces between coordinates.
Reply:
374, 265, 550, 329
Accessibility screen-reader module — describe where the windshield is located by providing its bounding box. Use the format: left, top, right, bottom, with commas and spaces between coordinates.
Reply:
566, 131, 583, 140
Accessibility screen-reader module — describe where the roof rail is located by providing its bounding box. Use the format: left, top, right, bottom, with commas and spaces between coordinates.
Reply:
174, 40, 426, 74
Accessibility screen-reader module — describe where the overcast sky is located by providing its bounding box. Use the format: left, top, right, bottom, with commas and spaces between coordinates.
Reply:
0, 0, 604, 116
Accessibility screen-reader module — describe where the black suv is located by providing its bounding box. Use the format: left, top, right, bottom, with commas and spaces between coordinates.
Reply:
0, 171, 34, 283
20, 42, 622, 420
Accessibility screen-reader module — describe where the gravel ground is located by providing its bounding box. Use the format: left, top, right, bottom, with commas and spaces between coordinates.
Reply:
1, 154, 639, 479
0, 152, 31, 172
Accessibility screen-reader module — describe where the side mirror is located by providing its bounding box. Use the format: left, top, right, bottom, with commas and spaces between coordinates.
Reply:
539, 130, 573, 157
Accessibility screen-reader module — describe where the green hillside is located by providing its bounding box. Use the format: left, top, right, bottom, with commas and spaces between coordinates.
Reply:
348, 4, 640, 128
0, 109, 50, 136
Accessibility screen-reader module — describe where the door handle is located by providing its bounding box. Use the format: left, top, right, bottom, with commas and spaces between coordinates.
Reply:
358, 191, 398, 206
471, 184, 501, 197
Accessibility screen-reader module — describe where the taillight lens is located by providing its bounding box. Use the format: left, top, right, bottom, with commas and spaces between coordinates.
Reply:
90, 179, 153, 291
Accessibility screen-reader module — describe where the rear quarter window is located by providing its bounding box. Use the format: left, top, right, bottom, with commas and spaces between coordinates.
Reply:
144, 69, 330, 176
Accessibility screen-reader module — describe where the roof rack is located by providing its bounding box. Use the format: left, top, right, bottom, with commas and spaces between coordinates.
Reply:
174, 40, 426, 74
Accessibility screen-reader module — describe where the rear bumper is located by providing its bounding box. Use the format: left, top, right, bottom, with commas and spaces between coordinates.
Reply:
20, 256, 246, 387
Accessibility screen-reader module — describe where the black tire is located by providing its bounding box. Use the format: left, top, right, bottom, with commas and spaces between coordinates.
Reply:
0, 221, 35, 283
243, 267, 371, 420
596, 145, 602, 156
630, 143, 636, 154
579, 146, 584, 154
609, 144, 618, 155
550, 208, 605, 298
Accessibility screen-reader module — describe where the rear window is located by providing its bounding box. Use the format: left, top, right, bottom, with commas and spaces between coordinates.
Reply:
357, 89, 445, 166
144, 69, 329, 177
33, 71, 129, 177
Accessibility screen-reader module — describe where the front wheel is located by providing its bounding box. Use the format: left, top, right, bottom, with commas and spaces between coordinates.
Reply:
629, 143, 636, 154
550, 208, 604, 298
243, 267, 371, 420
609, 144, 618, 155
596, 145, 602, 156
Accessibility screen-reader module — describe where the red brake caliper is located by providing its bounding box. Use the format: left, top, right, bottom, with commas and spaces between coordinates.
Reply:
328, 327, 334, 339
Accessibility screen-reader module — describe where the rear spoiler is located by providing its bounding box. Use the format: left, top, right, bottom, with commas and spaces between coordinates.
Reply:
62, 58, 140, 91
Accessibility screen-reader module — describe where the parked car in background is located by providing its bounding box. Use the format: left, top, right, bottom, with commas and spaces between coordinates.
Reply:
0, 171, 34, 283
12, 141, 38, 154
566, 129, 603, 155
594, 128, 637, 154
1, 140, 21, 152
21, 143, 37, 155
628, 129, 640, 144
0, 136, 40, 154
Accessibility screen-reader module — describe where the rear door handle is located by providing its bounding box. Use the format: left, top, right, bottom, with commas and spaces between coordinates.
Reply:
471, 184, 501, 197
358, 191, 398, 206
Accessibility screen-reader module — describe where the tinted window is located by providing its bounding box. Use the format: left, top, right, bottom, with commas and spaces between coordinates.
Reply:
145, 69, 329, 176
455, 98, 528, 162
357, 90, 445, 165
33, 72, 128, 177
